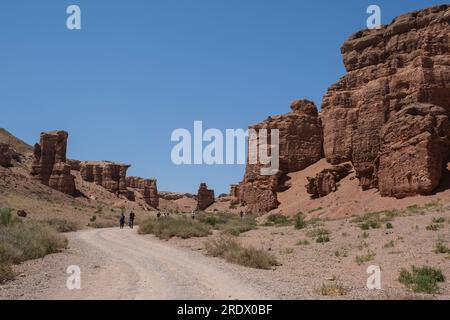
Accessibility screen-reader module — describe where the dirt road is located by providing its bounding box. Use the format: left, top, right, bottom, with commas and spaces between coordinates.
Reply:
0, 228, 267, 300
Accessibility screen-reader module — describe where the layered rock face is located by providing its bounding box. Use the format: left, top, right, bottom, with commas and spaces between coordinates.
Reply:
31, 131, 76, 195
80, 161, 130, 195
125, 177, 159, 208
238, 99, 323, 212
197, 183, 215, 211
0, 143, 12, 167
306, 164, 353, 199
378, 104, 450, 198
321, 5, 450, 195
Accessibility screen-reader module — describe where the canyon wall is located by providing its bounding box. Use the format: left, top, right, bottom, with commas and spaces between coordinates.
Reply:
321, 5, 450, 196
197, 183, 215, 211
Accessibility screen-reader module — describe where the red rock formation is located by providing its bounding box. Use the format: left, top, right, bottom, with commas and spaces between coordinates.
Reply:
196, 183, 215, 211
31, 131, 75, 195
306, 163, 353, 199
238, 99, 323, 213
378, 104, 450, 198
321, 5, 450, 195
80, 161, 130, 195
125, 176, 159, 208
0, 143, 12, 167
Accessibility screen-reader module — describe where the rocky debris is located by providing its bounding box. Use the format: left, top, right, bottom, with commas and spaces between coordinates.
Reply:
321, 5, 450, 194
196, 183, 215, 211
306, 163, 353, 198
80, 161, 130, 195
238, 99, 323, 213
158, 191, 195, 201
31, 131, 76, 195
378, 104, 450, 198
16, 210, 27, 218
0, 142, 12, 167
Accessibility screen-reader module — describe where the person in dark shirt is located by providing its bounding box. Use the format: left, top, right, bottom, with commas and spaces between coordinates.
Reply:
129, 211, 135, 229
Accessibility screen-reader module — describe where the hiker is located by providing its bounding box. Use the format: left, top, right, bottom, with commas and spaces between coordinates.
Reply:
119, 212, 125, 229
156, 212, 161, 219
191, 211, 196, 220
129, 210, 135, 229
240, 211, 244, 219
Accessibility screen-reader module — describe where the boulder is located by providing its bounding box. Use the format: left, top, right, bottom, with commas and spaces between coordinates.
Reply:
306, 164, 353, 198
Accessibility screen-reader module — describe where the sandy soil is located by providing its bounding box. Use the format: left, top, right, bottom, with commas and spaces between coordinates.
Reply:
0, 228, 267, 300
1, 203, 448, 300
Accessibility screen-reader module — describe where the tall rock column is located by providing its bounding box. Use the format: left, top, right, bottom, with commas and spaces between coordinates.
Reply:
31, 131, 75, 195
196, 183, 215, 211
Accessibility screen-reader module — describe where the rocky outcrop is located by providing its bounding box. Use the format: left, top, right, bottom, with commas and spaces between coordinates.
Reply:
378, 104, 450, 198
0, 143, 12, 167
321, 5, 450, 196
196, 183, 215, 211
31, 131, 76, 195
238, 99, 323, 213
125, 176, 159, 208
80, 161, 130, 195
306, 164, 353, 199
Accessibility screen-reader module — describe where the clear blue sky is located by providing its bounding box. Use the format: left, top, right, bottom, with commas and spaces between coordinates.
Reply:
0, 1, 445, 194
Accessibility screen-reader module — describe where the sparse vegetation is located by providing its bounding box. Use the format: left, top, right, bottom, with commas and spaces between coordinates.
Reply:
264, 214, 291, 227
205, 236, 278, 270
306, 228, 331, 243
296, 239, 310, 246
198, 212, 257, 236
90, 215, 97, 223
351, 210, 399, 230
138, 217, 211, 240
399, 266, 445, 294
386, 222, 394, 229
0, 208, 68, 283
355, 250, 376, 265
426, 224, 442, 231
384, 240, 396, 249
319, 282, 347, 297
45, 219, 79, 233
432, 217, 446, 224
434, 239, 449, 254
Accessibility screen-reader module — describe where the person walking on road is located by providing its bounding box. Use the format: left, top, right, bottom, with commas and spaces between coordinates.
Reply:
119, 212, 125, 229
129, 210, 135, 229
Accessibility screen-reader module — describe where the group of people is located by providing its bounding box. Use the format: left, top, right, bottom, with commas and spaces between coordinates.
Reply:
119, 210, 135, 229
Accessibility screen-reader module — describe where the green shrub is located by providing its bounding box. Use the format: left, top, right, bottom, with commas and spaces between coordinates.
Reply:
319, 282, 347, 296
199, 212, 257, 236
316, 234, 330, 243
90, 215, 97, 222
426, 224, 441, 231
355, 250, 376, 265
138, 217, 210, 240
432, 217, 446, 224
434, 240, 449, 254
0, 208, 14, 227
399, 266, 445, 294
205, 236, 278, 270
386, 222, 394, 229
294, 213, 307, 230
0, 217, 68, 283
265, 214, 290, 226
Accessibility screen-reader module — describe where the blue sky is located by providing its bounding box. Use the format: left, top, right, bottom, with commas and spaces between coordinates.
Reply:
0, 1, 445, 194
